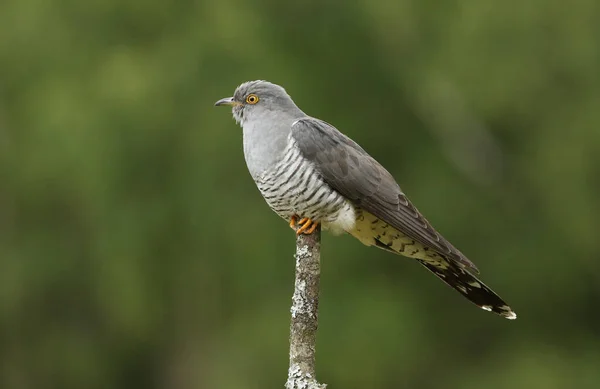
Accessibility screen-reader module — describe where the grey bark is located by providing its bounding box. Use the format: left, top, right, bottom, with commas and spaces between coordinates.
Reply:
285, 225, 326, 389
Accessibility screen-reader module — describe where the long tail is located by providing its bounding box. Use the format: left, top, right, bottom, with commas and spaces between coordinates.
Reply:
418, 259, 517, 320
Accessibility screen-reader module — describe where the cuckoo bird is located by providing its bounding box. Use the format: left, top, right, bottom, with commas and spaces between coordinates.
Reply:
215, 80, 516, 320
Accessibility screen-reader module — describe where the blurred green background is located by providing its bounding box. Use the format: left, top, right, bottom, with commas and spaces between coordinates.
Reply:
1, 0, 599, 388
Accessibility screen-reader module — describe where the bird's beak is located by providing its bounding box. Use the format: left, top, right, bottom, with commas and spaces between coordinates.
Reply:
214, 97, 241, 107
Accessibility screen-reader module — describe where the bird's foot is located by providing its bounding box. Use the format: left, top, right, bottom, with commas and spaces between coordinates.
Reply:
289, 215, 319, 235
296, 217, 319, 235
289, 215, 298, 229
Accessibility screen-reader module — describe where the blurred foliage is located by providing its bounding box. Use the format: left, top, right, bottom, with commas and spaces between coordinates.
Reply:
1, 0, 599, 388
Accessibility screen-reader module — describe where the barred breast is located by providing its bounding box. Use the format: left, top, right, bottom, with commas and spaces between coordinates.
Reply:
255, 137, 356, 233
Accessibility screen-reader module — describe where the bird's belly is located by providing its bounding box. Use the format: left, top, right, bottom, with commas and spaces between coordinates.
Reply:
256, 160, 356, 233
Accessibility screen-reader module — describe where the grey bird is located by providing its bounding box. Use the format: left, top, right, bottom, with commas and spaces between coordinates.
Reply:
215, 80, 516, 320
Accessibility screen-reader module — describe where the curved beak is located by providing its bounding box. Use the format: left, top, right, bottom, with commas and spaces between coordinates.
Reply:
214, 97, 241, 107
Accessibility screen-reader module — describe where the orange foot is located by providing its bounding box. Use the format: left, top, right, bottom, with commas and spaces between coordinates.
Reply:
289, 215, 299, 230
296, 217, 319, 235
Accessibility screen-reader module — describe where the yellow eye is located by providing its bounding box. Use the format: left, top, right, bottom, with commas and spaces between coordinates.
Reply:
246, 94, 259, 104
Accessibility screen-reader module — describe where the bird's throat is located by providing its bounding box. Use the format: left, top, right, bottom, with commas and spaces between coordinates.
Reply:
242, 119, 292, 179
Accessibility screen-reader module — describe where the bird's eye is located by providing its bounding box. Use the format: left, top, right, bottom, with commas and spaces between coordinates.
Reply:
245, 94, 259, 104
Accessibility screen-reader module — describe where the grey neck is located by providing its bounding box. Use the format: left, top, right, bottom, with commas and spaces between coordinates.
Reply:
242, 107, 305, 179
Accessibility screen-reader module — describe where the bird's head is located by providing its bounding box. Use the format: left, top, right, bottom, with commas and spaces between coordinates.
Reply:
215, 80, 302, 126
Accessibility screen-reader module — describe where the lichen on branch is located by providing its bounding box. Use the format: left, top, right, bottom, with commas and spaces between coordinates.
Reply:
285, 226, 326, 389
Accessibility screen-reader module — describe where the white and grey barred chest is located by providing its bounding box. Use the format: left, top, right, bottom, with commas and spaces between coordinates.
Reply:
254, 139, 356, 233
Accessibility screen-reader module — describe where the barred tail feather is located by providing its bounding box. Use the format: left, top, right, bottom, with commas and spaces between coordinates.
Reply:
419, 259, 517, 320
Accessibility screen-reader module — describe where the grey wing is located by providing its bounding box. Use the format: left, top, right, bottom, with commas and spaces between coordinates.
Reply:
291, 117, 479, 273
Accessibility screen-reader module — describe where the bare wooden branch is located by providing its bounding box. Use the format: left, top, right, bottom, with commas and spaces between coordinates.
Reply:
285, 225, 326, 389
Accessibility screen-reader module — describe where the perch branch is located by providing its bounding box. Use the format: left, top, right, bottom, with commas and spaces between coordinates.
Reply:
285, 225, 326, 389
